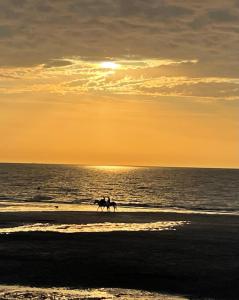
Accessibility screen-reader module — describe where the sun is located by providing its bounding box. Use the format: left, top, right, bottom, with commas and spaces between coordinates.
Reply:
100, 61, 119, 69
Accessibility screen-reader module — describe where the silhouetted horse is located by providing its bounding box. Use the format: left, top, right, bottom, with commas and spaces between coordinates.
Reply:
94, 198, 117, 212
107, 201, 117, 212
105, 196, 117, 212
94, 199, 107, 211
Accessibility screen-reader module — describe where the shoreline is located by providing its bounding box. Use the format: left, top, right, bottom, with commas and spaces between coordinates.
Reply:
1, 209, 239, 225
1, 201, 239, 216
0, 211, 238, 299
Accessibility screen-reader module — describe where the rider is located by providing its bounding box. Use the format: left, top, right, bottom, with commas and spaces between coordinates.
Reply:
106, 196, 111, 210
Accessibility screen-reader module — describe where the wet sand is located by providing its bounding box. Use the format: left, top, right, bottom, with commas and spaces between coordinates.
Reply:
0, 285, 187, 299
0, 211, 238, 299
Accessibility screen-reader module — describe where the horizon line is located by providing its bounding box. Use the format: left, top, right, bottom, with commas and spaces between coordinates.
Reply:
0, 161, 238, 170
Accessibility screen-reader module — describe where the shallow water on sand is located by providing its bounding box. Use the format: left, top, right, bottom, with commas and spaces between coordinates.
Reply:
0, 285, 188, 299
0, 221, 189, 234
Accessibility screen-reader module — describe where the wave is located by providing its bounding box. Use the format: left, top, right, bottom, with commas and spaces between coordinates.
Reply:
1, 194, 239, 215
118, 201, 239, 214
32, 194, 54, 201
0, 195, 13, 200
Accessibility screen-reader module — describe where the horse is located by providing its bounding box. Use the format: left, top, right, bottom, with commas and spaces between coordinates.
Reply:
94, 199, 107, 211
107, 201, 117, 212
94, 198, 117, 212
105, 196, 117, 212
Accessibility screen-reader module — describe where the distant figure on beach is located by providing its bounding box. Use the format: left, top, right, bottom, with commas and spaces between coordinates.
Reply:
106, 196, 111, 210
94, 196, 106, 211
93, 196, 117, 212
108, 198, 117, 212
106, 196, 117, 211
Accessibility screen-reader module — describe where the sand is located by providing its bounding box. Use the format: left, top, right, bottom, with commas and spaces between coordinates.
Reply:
0, 211, 238, 299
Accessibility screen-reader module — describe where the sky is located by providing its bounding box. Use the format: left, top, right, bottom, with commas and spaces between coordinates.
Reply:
0, 0, 238, 168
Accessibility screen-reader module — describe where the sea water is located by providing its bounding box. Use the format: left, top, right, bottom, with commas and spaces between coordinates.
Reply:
0, 163, 238, 214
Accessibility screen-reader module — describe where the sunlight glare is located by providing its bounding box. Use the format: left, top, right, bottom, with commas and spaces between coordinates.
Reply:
86, 165, 136, 172
100, 61, 119, 69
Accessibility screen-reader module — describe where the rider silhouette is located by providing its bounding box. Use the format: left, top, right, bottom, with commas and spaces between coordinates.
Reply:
106, 197, 111, 210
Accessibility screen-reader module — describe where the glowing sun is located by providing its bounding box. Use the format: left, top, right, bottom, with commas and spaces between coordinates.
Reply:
100, 61, 119, 69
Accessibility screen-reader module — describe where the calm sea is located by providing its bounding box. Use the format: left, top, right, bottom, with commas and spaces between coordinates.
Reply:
0, 163, 238, 214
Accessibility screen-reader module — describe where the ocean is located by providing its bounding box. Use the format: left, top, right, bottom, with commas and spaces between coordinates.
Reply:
0, 163, 238, 214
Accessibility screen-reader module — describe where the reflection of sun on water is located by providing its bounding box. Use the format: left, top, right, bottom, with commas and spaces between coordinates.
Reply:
86, 165, 136, 173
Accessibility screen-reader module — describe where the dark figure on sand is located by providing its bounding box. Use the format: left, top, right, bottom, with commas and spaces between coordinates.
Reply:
106, 196, 117, 211
94, 196, 117, 212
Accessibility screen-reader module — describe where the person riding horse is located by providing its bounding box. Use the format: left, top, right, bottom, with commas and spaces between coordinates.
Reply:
106, 196, 110, 207
94, 196, 117, 212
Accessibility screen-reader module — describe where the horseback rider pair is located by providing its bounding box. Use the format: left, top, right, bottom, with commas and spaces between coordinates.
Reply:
101, 196, 112, 210
103, 196, 111, 207
94, 196, 117, 211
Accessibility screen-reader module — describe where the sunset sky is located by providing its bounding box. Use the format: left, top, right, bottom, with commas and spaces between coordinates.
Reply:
0, 0, 238, 168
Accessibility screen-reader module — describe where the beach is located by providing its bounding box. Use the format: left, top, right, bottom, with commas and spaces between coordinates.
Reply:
0, 211, 238, 299
1, 0, 239, 298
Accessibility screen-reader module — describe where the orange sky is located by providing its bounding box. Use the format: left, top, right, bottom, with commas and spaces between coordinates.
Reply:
0, 91, 238, 168
0, 1, 238, 168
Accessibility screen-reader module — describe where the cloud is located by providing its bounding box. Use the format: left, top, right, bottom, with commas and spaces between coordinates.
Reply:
208, 9, 238, 22
0, 58, 239, 101
43, 59, 73, 68
0, 0, 236, 66
0, 25, 14, 38
0, 0, 238, 102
